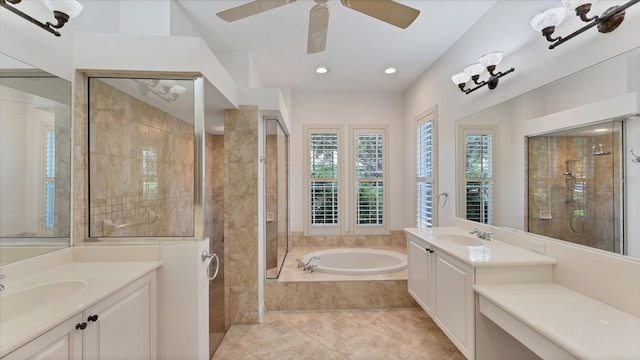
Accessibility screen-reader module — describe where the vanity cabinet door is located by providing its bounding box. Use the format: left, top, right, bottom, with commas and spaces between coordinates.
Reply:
4, 314, 83, 360
435, 251, 474, 359
83, 275, 154, 360
408, 237, 435, 315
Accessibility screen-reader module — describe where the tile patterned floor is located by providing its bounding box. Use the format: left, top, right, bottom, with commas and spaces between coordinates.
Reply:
212, 308, 464, 360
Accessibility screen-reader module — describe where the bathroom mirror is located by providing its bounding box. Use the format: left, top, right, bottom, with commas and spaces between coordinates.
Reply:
527, 120, 627, 255
456, 46, 640, 260
265, 118, 289, 279
87, 77, 196, 237
0, 53, 71, 264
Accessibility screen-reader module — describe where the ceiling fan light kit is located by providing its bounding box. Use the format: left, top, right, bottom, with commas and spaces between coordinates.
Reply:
217, 0, 420, 54
0, 0, 83, 36
531, 0, 640, 49
451, 51, 515, 94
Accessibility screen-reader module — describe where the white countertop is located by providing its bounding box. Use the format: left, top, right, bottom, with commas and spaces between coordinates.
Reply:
0, 261, 161, 357
474, 282, 640, 360
405, 227, 556, 267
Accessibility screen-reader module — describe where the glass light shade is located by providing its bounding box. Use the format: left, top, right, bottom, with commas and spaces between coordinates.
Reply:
530, 7, 566, 31
43, 0, 84, 18
478, 51, 504, 67
170, 85, 187, 95
561, 0, 596, 10
451, 72, 471, 85
463, 63, 485, 77
159, 79, 177, 88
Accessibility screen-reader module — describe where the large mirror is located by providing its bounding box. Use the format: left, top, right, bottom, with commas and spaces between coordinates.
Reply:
456, 46, 640, 260
87, 77, 195, 238
0, 53, 71, 264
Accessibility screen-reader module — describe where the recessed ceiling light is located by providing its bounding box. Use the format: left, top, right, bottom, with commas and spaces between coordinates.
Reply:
384, 67, 397, 74
315, 67, 329, 74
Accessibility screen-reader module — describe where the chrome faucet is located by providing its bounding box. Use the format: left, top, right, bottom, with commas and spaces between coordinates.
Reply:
0, 274, 5, 292
296, 256, 321, 271
470, 228, 493, 240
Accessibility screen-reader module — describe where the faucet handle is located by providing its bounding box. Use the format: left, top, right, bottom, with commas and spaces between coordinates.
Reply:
0, 274, 5, 280
484, 232, 493, 240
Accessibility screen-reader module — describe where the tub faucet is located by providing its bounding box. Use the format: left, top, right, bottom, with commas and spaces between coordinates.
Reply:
0, 274, 5, 292
296, 256, 320, 271
470, 228, 492, 240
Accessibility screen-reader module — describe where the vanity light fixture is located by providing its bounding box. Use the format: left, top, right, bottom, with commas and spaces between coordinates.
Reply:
531, 0, 640, 49
136, 79, 188, 103
0, 0, 83, 37
450, 51, 515, 94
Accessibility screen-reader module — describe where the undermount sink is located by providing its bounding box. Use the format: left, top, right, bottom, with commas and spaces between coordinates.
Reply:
437, 234, 485, 246
0, 280, 87, 323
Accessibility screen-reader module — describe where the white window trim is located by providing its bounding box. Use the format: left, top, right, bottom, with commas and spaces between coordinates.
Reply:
348, 125, 389, 236
457, 125, 498, 225
303, 125, 344, 236
415, 107, 438, 228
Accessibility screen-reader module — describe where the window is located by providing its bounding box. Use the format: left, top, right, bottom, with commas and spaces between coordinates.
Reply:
304, 125, 387, 236
351, 127, 387, 234
44, 127, 56, 230
305, 127, 342, 235
416, 110, 437, 228
459, 126, 496, 225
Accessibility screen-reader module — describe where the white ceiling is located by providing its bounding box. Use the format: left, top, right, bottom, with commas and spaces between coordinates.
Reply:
176, 0, 498, 92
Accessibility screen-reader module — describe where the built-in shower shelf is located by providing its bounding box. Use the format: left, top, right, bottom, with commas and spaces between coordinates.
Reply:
539, 211, 552, 220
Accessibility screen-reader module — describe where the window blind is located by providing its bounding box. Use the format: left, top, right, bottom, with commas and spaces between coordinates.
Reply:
309, 133, 339, 226
416, 118, 434, 227
44, 129, 55, 229
464, 131, 494, 225
355, 133, 384, 226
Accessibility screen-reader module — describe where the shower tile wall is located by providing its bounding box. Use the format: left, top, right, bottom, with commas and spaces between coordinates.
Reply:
54, 103, 72, 237
206, 134, 225, 334
265, 134, 278, 272
72, 72, 89, 244
224, 105, 260, 325
87, 79, 194, 237
528, 134, 620, 252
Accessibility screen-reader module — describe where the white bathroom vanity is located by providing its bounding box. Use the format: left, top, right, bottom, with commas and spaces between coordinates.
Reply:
406, 223, 640, 360
0, 248, 161, 359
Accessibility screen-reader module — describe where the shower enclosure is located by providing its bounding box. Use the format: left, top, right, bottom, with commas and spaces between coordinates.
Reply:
265, 118, 289, 279
527, 121, 623, 253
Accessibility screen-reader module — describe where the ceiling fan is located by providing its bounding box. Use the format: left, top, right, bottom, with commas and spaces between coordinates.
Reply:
216, 0, 420, 54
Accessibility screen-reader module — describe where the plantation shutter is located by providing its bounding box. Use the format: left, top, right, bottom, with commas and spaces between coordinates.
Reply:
416, 118, 434, 227
464, 130, 494, 224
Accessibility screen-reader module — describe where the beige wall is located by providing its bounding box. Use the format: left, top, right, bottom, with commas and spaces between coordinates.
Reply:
224, 105, 261, 325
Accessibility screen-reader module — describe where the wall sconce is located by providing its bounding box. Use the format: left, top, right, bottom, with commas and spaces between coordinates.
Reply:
450, 51, 515, 94
136, 79, 188, 103
531, 0, 640, 49
0, 0, 83, 37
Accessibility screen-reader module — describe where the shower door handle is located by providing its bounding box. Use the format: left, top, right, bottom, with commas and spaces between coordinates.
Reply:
201, 251, 220, 281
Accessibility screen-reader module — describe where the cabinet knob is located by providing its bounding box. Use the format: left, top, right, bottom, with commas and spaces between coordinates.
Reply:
76, 322, 87, 330
87, 314, 99, 322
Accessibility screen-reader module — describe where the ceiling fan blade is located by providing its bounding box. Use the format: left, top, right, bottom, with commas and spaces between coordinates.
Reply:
307, 3, 330, 54
340, 0, 419, 29
217, 0, 296, 22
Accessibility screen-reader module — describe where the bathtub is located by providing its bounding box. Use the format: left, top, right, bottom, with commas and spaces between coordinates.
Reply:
300, 248, 407, 275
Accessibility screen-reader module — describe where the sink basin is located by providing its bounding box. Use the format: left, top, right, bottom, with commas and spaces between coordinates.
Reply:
437, 234, 485, 246
0, 280, 87, 323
